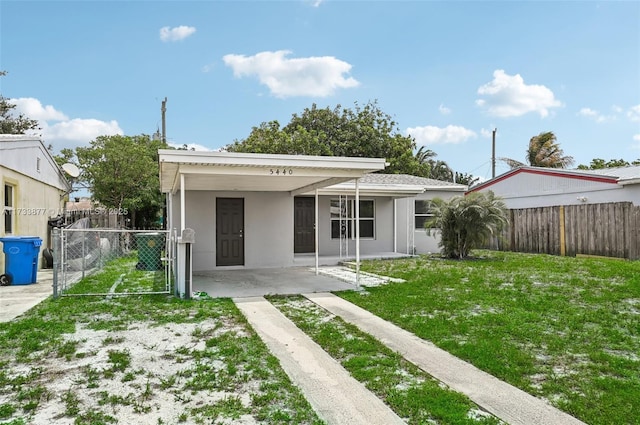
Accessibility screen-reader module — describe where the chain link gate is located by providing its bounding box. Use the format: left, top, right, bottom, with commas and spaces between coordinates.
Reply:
52, 225, 173, 297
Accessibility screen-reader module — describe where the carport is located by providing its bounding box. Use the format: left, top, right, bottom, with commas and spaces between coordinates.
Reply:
158, 150, 388, 294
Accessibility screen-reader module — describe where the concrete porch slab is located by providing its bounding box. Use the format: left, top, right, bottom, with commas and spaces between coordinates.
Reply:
193, 267, 355, 298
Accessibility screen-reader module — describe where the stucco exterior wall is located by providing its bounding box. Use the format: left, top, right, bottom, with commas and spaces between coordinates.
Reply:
174, 188, 466, 270
0, 139, 69, 191
171, 191, 294, 271
1, 167, 66, 272
474, 172, 632, 209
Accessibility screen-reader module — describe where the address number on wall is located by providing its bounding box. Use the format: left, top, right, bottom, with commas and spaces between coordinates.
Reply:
269, 169, 293, 175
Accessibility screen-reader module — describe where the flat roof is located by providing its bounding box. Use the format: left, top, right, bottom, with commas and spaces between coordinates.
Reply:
158, 150, 388, 195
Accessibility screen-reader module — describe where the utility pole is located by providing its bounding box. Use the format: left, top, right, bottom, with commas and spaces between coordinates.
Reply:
491, 128, 497, 178
161, 97, 167, 143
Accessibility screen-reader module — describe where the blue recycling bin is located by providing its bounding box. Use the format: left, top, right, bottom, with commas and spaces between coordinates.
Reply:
0, 236, 42, 285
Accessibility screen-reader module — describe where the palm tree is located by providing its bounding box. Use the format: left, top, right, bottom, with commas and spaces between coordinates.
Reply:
415, 146, 454, 181
526, 131, 574, 168
426, 191, 508, 259
415, 146, 437, 164
500, 131, 574, 169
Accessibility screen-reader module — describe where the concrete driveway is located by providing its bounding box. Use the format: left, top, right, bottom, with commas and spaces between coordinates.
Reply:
193, 267, 355, 298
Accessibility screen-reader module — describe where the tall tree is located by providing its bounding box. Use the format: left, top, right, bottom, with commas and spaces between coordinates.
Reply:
226, 101, 430, 176
76, 134, 168, 228
425, 191, 508, 259
500, 131, 574, 169
0, 71, 39, 134
527, 131, 574, 168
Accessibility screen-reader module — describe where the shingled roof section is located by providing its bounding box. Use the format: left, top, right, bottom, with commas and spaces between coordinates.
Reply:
360, 173, 468, 189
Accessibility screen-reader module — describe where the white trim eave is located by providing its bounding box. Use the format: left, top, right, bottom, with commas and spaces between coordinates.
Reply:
312, 182, 425, 197
158, 150, 387, 171
617, 178, 640, 186
422, 185, 467, 192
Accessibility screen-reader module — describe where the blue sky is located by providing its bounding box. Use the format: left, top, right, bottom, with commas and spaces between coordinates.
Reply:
2, 0, 639, 180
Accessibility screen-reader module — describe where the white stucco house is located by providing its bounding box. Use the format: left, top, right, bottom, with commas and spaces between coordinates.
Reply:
158, 150, 466, 272
0, 135, 71, 272
469, 166, 640, 208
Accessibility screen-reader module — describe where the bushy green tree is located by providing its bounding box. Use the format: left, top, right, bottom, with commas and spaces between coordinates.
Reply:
426, 191, 508, 259
76, 134, 168, 228
577, 158, 640, 170
226, 101, 430, 176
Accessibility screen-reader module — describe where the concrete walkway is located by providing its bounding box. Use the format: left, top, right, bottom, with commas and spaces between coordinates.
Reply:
0, 270, 53, 323
304, 292, 586, 425
234, 296, 405, 425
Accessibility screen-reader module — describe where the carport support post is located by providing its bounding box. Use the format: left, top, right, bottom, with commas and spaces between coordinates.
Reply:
180, 173, 186, 232
355, 178, 360, 289
315, 189, 319, 275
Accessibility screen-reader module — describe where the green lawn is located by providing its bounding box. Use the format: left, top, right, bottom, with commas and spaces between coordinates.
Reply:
339, 251, 640, 425
1, 251, 638, 424
271, 296, 502, 425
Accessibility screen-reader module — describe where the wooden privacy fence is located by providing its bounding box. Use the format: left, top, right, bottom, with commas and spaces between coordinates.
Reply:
491, 202, 640, 260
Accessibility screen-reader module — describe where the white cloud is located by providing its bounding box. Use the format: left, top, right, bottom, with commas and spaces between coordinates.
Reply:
43, 119, 123, 143
633, 134, 640, 142
628, 105, 640, 122
578, 107, 607, 123
476, 69, 562, 118
222, 50, 359, 98
439, 104, 451, 115
159, 25, 196, 42
11, 97, 123, 147
578, 106, 622, 123
407, 125, 477, 145
11, 97, 68, 121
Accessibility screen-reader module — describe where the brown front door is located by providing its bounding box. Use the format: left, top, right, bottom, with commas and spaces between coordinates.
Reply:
216, 198, 244, 266
294, 197, 315, 253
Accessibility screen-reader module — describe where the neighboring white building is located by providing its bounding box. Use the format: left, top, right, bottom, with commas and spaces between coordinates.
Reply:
0, 135, 71, 271
158, 150, 465, 271
468, 166, 640, 208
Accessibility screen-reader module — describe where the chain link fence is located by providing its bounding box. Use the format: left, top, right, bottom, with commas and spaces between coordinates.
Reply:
52, 222, 173, 297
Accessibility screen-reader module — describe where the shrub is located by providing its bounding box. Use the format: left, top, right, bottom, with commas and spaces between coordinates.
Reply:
426, 191, 508, 259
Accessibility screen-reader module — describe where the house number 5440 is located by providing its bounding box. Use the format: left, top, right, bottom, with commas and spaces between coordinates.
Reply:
269, 169, 293, 175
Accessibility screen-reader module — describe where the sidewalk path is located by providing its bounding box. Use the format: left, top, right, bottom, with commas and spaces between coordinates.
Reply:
234, 296, 405, 425
304, 292, 586, 425
0, 270, 53, 323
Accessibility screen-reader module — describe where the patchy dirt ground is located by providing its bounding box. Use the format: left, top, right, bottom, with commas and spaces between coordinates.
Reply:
0, 303, 322, 425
